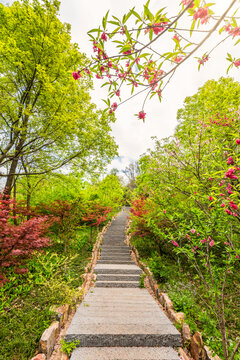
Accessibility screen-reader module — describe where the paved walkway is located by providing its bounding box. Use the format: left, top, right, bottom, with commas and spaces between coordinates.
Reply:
66, 211, 181, 359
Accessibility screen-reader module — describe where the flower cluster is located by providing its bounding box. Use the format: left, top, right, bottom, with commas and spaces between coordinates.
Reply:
193, 7, 210, 24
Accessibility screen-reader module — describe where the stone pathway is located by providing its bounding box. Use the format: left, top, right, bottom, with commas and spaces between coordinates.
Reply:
66, 211, 181, 359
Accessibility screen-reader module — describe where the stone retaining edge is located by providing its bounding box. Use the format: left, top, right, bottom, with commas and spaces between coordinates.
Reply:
30, 216, 115, 360
125, 228, 222, 360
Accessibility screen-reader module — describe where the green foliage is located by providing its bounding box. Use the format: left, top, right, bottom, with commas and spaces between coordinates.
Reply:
0, 225, 96, 359
139, 273, 145, 288
60, 339, 80, 355
148, 255, 171, 283
130, 77, 240, 360
0, 0, 117, 194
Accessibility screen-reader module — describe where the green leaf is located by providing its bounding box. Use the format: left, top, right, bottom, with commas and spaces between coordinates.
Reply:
125, 27, 132, 42
137, 23, 143, 38
108, 21, 120, 26
102, 10, 110, 30
232, 17, 237, 28
190, 20, 196, 36
235, 38, 240, 46
144, 5, 153, 21
87, 28, 100, 34
131, 9, 142, 22
123, 9, 133, 23
149, 28, 153, 41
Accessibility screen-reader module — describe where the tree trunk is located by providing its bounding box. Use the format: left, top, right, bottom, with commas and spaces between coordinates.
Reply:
4, 157, 19, 196
27, 193, 31, 220
13, 179, 17, 225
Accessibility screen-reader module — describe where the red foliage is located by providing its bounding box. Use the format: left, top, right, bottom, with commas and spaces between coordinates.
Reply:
130, 197, 148, 219
0, 194, 54, 285
82, 203, 112, 227
35, 200, 71, 225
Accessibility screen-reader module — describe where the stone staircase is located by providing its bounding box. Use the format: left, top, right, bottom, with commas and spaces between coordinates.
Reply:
66, 211, 181, 359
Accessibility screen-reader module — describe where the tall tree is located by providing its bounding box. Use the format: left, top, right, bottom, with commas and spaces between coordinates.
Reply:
0, 0, 117, 195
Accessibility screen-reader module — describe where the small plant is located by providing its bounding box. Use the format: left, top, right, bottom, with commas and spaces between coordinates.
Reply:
60, 339, 80, 355
139, 273, 146, 288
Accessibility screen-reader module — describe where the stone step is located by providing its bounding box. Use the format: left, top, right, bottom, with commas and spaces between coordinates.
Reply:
95, 269, 142, 275
71, 346, 180, 360
66, 288, 182, 348
96, 281, 139, 288
100, 252, 130, 256
101, 246, 129, 249
106, 232, 126, 235
97, 260, 134, 264
94, 264, 142, 274
103, 238, 126, 242
103, 242, 127, 247
100, 248, 130, 252
97, 274, 140, 281
100, 256, 131, 260
100, 249, 130, 253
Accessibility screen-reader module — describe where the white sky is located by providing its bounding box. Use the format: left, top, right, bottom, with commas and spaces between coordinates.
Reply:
2, 0, 239, 175
58, 0, 240, 174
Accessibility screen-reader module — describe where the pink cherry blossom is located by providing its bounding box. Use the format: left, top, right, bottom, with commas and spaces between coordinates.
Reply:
138, 111, 146, 120
172, 240, 179, 247
115, 90, 120, 97
225, 168, 238, 180
173, 56, 183, 63
111, 102, 118, 111
194, 7, 209, 24
229, 201, 238, 210
101, 32, 108, 41
182, 0, 194, 8
173, 34, 180, 41
198, 55, 209, 65
152, 23, 165, 35
236, 139, 240, 144
227, 156, 234, 165
234, 60, 240, 67
209, 239, 215, 247
190, 229, 196, 234
209, 196, 213, 201
72, 71, 82, 80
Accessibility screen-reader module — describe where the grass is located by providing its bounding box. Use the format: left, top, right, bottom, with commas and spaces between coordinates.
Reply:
0, 226, 98, 360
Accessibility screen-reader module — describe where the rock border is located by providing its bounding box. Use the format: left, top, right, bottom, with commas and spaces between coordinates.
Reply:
31, 217, 114, 360
125, 231, 222, 360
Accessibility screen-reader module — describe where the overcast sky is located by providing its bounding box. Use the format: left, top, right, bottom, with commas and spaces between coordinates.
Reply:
58, 0, 240, 174
2, 0, 239, 174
